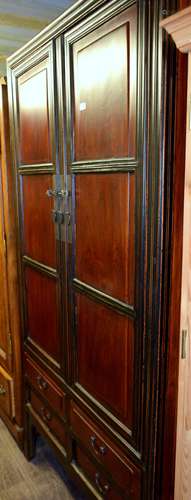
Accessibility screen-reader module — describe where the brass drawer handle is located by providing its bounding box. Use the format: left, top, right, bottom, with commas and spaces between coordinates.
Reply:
41, 406, 52, 423
37, 375, 48, 391
0, 385, 6, 396
95, 472, 109, 496
90, 435, 107, 456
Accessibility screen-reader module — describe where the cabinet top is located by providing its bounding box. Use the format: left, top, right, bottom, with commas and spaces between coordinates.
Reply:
6, 0, 114, 70
160, 6, 191, 53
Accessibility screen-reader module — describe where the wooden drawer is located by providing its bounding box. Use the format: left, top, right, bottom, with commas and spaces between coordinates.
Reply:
75, 446, 121, 500
70, 401, 141, 499
0, 366, 15, 419
31, 391, 66, 447
25, 355, 65, 416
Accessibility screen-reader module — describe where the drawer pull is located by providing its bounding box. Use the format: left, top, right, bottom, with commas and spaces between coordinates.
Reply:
90, 435, 107, 456
0, 385, 6, 396
41, 406, 52, 423
95, 472, 109, 496
37, 375, 48, 391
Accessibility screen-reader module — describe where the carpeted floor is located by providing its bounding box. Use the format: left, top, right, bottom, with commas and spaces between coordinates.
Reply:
0, 419, 85, 500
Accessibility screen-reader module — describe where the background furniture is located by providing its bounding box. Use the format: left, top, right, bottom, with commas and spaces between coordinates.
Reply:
0, 78, 23, 445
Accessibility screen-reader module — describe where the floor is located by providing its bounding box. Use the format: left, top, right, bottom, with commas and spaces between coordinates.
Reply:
0, 418, 85, 500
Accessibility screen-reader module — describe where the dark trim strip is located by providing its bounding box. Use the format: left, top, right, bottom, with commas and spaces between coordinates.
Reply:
73, 278, 136, 318
26, 338, 60, 370
22, 255, 58, 278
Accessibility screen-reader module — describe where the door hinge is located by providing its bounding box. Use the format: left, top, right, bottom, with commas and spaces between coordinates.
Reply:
181, 329, 187, 359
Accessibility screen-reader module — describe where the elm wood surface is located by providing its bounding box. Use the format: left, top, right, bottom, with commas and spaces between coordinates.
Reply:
30, 391, 67, 447
73, 5, 137, 161
25, 355, 66, 416
75, 446, 122, 500
25, 266, 60, 364
7, 0, 179, 498
22, 174, 57, 268
75, 293, 134, 429
0, 80, 23, 442
70, 401, 141, 497
75, 173, 135, 304
18, 60, 52, 165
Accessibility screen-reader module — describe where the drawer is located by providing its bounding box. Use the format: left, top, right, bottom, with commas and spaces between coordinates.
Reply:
25, 355, 65, 416
31, 391, 66, 447
70, 401, 141, 499
75, 446, 121, 500
0, 366, 15, 419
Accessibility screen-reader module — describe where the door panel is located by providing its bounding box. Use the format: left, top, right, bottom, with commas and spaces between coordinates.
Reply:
66, 3, 139, 443
22, 174, 56, 268
76, 293, 134, 429
25, 266, 60, 363
13, 44, 64, 372
75, 173, 135, 304
18, 60, 52, 165
73, 6, 137, 161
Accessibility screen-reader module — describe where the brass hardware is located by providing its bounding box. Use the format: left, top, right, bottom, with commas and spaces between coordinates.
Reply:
46, 188, 69, 199
37, 375, 48, 391
51, 209, 58, 223
0, 385, 6, 396
95, 472, 109, 496
181, 329, 187, 359
41, 406, 52, 422
90, 435, 107, 456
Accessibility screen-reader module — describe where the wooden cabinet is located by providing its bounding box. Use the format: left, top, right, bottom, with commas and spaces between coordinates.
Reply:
0, 79, 23, 444
7, 1, 181, 498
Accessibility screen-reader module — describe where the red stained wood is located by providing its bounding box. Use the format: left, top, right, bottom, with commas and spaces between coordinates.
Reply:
22, 175, 56, 268
25, 267, 60, 363
75, 173, 135, 305
30, 391, 66, 446
73, 5, 137, 160
71, 401, 141, 498
18, 63, 51, 165
76, 293, 134, 428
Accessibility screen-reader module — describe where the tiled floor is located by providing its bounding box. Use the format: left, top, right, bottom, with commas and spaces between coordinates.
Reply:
0, 419, 85, 500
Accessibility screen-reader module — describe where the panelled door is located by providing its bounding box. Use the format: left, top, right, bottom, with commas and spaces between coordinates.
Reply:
64, 1, 145, 449
11, 44, 66, 374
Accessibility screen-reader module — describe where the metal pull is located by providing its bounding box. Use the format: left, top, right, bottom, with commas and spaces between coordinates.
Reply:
37, 375, 48, 391
95, 472, 109, 496
46, 188, 68, 199
41, 406, 52, 423
90, 435, 107, 456
51, 209, 70, 226
0, 385, 6, 396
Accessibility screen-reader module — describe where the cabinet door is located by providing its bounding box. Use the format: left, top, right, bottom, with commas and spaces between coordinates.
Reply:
11, 44, 66, 374
65, 3, 142, 448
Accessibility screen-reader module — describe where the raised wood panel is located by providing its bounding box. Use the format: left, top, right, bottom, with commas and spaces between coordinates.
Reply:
0, 193, 9, 364
18, 60, 52, 165
25, 267, 60, 363
22, 174, 56, 268
76, 293, 134, 429
73, 5, 137, 161
75, 173, 135, 304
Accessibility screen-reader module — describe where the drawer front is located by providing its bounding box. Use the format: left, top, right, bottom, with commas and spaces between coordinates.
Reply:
70, 401, 141, 499
75, 446, 121, 500
0, 367, 14, 419
25, 355, 65, 416
31, 391, 66, 447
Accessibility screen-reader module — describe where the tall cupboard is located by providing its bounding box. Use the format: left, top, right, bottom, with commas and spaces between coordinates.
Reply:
7, 1, 181, 498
